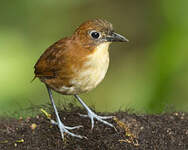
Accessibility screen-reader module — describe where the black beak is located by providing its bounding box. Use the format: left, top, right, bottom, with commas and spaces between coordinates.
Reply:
106, 32, 129, 42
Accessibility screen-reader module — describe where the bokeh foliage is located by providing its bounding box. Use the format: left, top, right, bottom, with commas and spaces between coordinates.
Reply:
0, 0, 188, 116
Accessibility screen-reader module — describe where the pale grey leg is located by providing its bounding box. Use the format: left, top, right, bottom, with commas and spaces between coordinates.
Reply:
46, 86, 85, 139
74, 95, 115, 130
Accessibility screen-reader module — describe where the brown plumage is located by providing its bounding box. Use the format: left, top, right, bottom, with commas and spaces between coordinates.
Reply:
34, 18, 128, 139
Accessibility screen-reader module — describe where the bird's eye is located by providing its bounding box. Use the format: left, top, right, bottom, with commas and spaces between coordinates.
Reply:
90, 30, 101, 39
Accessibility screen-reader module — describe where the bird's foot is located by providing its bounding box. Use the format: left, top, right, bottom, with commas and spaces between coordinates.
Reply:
50, 119, 86, 139
79, 110, 116, 130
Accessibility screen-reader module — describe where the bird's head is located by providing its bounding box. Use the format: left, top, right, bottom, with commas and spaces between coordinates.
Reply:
72, 19, 128, 49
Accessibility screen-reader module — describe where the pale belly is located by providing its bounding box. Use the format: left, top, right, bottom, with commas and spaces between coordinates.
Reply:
58, 42, 110, 95
71, 56, 109, 93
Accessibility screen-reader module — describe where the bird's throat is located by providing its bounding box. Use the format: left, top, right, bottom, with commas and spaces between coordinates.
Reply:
73, 42, 110, 92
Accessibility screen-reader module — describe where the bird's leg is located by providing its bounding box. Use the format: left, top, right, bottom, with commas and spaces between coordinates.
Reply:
74, 95, 115, 130
46, 86, 84, 139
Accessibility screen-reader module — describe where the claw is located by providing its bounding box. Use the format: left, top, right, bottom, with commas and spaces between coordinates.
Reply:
78, 113, 89, 118
79, 110, 115, 130
99, 116, 115, 119
50, 119, 58, 125
74, 95, 116, 130
57, 121, 86, 139
49, 119, 85, 139
45, 87, 87, 140
64, 125, 83, 130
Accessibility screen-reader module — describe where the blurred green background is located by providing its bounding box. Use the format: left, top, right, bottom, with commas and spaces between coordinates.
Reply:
0, 0, 188, 116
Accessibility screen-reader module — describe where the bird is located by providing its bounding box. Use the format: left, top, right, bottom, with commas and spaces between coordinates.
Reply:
34, 18, 128, 139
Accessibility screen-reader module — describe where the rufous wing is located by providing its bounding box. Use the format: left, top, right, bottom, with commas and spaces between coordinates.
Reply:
34, 38, 68, 79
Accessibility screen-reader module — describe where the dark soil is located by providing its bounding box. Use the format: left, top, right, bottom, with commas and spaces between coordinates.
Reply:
0, 105, 187, 150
